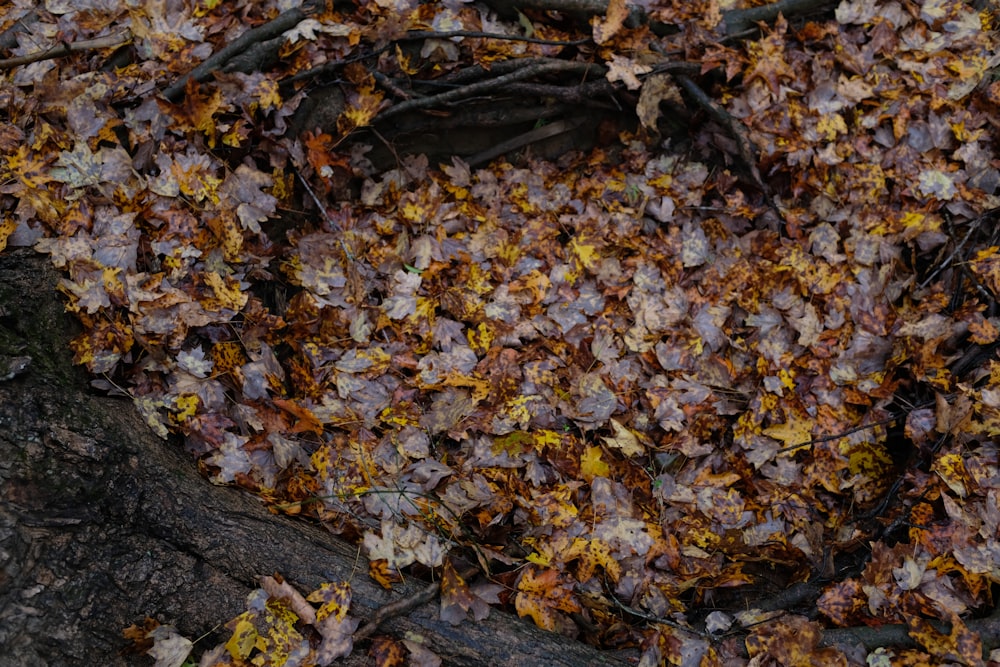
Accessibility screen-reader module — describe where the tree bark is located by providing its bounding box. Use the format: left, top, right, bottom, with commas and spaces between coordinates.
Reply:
0, 248, 634, 666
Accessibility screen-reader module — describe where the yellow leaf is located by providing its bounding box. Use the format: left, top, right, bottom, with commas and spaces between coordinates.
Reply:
0, 218, 16, 252
467, 322, 494, 354
533, 429, 564, 449
254, 78, 282, 112
172, 393, 200, 423
203, 271, 248, 311
763, 416, 813, 448
934, 452, 969, 498
570, 236, 599, 270
225, 616, 257, 660
581, 445, 610, 480
526, 551, 551, 566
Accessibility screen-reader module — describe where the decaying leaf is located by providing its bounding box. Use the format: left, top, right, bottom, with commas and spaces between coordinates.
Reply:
12, 0, 1000, 662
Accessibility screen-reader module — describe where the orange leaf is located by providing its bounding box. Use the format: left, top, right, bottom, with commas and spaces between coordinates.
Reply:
273, 397, 324, 436
514, 567, 581, 631
369, 559, 402, 590
592, 0, 629, 44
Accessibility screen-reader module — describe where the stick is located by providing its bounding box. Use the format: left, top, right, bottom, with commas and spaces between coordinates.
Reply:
375, 60, 606, 122
162, 5, 316, 101
723, 0, 838, 35
353, 566, 479, 641
675, 74, 769, 197
466, 117, 585, 167
0, 30, 132, 70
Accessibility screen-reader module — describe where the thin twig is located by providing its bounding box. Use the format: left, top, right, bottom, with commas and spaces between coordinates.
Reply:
295, 170, 356, 261
919, 211, 990, 289
372, 71, 416, 100
776, 404, 933, 454
282, 49, 381, 87
353, 565, 479, 641
0, 30, 132, 70
295, 169, 341, 232
436, 57, 563, 86
604, 586, 714, 640
354, 578, 440, 641
375, 60, 606, 122
400, 30, 591, 47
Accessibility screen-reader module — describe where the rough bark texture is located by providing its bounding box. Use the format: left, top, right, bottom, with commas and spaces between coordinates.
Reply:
0, 248, 635, 666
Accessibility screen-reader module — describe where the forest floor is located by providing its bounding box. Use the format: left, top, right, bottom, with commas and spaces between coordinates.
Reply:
2, 0, 1000, 665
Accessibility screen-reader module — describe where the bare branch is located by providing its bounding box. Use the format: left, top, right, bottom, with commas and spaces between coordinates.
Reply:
0, 30, 132, 70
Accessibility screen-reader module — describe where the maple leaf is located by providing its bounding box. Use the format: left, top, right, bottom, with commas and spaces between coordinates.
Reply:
337, 81, 386, 135
219, 164, 277, 234
604, 54, 651, 91
572, 372, 617, 427
637, 73, 685, 135
906, 610, 983, 666
315, 599, 360, 664
746, 615, 847, 666
0, 218, 17, 253
284, 19, 354, 43
514, 567, 581, 632
273, 397, 325, 436
370, 636, 408, 667
160, 80, 231, 145
602, 418, 645, 456
369, 558, 404, 590
762, 414, 813, 449
364, 519, 446, 570
223, 585, 311, 664
580, 445, 609, 481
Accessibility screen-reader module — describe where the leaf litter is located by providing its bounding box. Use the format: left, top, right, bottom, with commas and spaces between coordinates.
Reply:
4, 0, 1000, 664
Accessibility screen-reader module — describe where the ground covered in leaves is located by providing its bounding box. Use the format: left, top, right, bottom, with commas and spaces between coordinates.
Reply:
2, 0, 1000, 665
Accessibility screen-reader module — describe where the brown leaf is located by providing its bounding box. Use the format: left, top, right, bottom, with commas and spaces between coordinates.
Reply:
440, 560, 476, 626
592, 0, 629, 45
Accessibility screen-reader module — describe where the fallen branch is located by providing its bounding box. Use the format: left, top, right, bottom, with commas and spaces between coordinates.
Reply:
481, 0, 837, 35
283, 32, 587, 91
466, 117, 587, 167
401, 30, 591, 47
376, 59, 607, 122
820, 606, 1000, 656
724, 0, 839, 35
503, 80, 616, 105
0, 30, 132, 70
162, 3, 319, 101
675, 74, 769, 197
